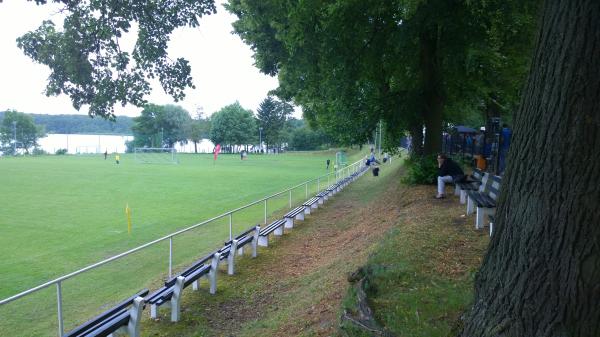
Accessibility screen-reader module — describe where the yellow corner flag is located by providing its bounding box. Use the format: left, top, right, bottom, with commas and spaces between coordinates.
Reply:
125, 203, 132, 234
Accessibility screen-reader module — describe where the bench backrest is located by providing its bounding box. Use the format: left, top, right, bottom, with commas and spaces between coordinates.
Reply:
65, 289, 148, 337
487, 175, 502, 201
164, 251, 215, 287
472, 168, 483, 181
226, 225, 257, 244
478, 173, 491, 193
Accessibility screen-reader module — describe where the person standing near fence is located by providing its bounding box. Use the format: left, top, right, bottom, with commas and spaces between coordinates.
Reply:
115, 154, 120, 165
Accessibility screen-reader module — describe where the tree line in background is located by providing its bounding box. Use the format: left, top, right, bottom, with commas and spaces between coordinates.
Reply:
0, 111, 133, 135
0, 98, 332, 155
127, 98, 332, 153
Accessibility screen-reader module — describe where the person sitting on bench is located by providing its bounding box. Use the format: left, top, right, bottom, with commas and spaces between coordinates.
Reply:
436, 153, 464, 199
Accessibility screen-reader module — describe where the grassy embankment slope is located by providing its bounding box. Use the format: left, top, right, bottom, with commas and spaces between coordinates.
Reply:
137, 157, 489, 337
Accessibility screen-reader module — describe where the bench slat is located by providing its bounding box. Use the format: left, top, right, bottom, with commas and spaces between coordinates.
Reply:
302, 197, 319, 206
86, 310, 130, 337
224, 226, 257, 246
259, 219, 286, 236
284, 206, 305, 218
64, 289, 148, 337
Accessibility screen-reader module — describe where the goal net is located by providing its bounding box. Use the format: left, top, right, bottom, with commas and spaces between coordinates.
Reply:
134, 148, 178, 164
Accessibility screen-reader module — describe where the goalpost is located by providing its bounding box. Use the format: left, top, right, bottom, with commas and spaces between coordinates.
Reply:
134, 147, 178, 164
76, 146, 99, 154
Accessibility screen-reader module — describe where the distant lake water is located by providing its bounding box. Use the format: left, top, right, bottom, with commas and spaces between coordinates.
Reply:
38, 134, 215, 154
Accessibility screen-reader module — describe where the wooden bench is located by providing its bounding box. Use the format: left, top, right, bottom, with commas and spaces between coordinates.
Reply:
223, 225, 260, 260
65, 289, 148, 337
147, 225, 261, 321
284, 206, 305, 228
302, 197, 320, 214
146, 251, 219, 321
316, 191, 329, 204
221, 225, 260, 274
466, 175, 502, 229
457, 169, 487, 204
326, 183, 339, 196
258, 219, 286, 247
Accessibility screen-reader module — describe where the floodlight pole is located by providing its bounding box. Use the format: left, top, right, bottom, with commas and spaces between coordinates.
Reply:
12, 121, 17, 155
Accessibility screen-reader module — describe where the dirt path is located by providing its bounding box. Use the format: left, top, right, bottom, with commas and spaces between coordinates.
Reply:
144, 163, 409, 337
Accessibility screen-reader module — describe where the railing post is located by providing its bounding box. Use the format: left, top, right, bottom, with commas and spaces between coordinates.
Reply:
305, 183, 308, 198
169, 237, 173, 278
289, 190, 292, 208
229, 213, 233, 241
57, 282, 64, 337
317, 177, 320, 192
264, 200, 267, 224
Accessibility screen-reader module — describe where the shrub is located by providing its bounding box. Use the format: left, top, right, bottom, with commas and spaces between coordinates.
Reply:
55, 148, 68, 155
32, 148, 47, 156
402, 154, 438, 185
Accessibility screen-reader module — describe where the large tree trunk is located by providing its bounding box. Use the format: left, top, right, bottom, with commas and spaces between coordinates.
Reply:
409, 122, 424, 156
460, 1, 600, 336
420, 28, 444, 155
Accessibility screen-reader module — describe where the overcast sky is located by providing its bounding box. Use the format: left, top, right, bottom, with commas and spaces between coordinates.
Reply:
0, 1, 283, 119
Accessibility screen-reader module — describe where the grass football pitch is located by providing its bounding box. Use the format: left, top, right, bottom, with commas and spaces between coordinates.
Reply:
0, 150, 362, 336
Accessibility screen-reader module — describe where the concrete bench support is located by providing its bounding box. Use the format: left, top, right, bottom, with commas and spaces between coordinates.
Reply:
109, 296, 144, 337
208, 252, 221, 294
150, 276, 184, 322
258, 235, 269, 247
227, 239, 239, 275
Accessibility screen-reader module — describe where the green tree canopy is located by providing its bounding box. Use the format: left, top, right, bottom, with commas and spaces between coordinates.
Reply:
186, 113, 211, 153
0, 110, 46, 154
16, 0, 216, 120
288, 125, 330, 151
256, 96, 292, 150
226, 0, 539, 154
209, 101, 256, 148
131, 104, 192, 147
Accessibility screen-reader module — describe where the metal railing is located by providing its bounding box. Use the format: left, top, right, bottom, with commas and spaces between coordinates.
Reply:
0, 158, 364, 336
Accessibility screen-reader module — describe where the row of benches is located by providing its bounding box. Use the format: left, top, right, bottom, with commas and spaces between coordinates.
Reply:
454, 168, 502, 234
64, 166, 369, 337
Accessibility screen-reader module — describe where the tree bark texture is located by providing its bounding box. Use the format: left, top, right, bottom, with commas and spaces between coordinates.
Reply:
409, 122, 424, 156
420, 28, 444, 155
461, 1, 600, 336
